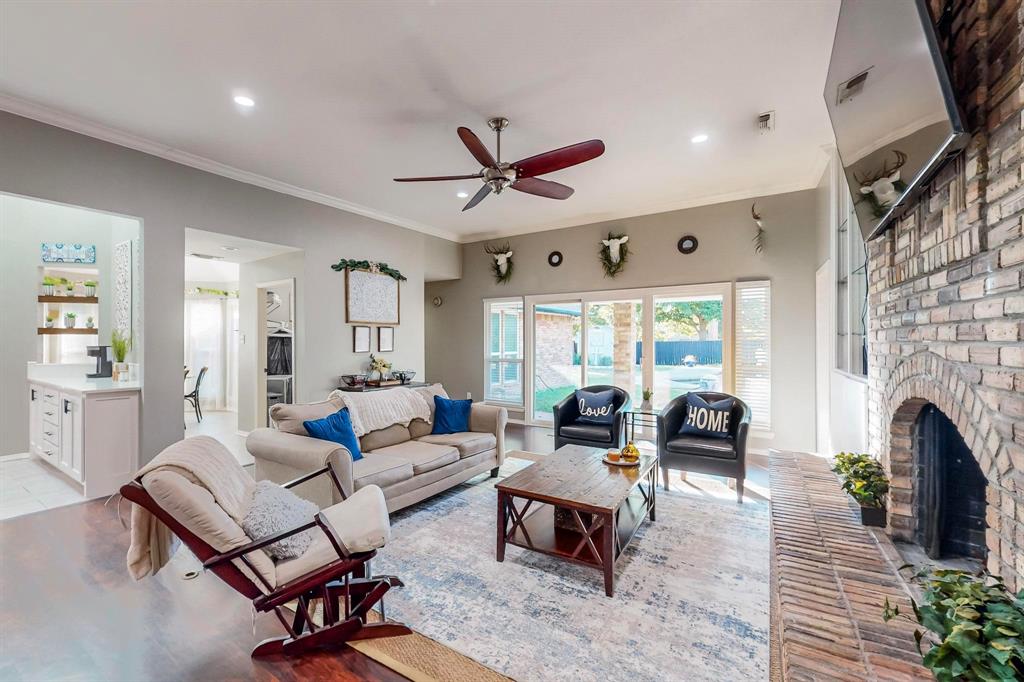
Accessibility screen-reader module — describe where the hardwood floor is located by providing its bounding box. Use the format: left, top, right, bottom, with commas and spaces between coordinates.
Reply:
0, 498, 406, 682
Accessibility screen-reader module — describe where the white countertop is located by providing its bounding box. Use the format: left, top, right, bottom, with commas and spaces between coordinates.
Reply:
27, 363, 142, 394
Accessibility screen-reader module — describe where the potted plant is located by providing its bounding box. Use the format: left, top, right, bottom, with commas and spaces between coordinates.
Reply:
83, 280, 97, 297
85, 316, 95, 329
111, 329, 131, 382
65, 280, 76, 296
883, 567, 1024, 680
64, 311, 77, 328
641, 387, 654, 411
41, 275, 58, 296
832, 452, 889, 526
368, 354, 392, 385
45, 312, 57, 328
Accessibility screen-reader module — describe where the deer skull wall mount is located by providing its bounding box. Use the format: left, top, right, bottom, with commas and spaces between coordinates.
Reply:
600, 232, 630, 277
854, 150, 908, 219
485, 241, 514, 284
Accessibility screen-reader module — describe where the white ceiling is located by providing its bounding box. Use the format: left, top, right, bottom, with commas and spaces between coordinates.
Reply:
0, 0, 839, 243
185, 227, 300, 264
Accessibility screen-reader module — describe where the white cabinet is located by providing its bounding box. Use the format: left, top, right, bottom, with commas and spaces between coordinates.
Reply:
25, 374, 140, 498
59, 392, 84, 481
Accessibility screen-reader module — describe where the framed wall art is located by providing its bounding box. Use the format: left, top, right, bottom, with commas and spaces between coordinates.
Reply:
345, 269, 400, 324
352, 325, 371, 353
378, 326, 395, 352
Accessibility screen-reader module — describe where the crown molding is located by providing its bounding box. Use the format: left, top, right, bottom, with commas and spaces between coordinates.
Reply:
0, 93, 460, 243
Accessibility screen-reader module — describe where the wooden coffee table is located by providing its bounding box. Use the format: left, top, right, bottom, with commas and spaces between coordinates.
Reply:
495, 444, 657, 596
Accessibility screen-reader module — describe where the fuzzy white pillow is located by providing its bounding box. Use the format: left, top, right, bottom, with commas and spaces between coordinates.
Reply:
241, 481, 319, 560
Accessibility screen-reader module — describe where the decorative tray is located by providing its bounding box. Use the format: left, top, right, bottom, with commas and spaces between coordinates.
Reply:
603, 454, 640, 467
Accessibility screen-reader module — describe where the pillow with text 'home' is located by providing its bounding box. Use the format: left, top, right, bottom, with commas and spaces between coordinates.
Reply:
679, 394, 734, 439
575, 388, 616, 425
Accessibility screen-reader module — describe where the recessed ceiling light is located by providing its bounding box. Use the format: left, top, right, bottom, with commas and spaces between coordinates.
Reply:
691, 133, 709, 144
221, 245, 239, 252
233, 95, 255, 107
456, 191, 469, 198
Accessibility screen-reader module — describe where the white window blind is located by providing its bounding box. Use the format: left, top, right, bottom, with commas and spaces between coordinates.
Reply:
484, 299, 524, 405
735, 281, 771, 430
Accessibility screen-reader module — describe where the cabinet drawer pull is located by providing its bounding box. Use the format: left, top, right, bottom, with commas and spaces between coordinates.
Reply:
44, 411, 55, 416
44, 430, 54, 436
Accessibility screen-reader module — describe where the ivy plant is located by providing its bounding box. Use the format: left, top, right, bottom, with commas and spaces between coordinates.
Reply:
831, 452, 889, 508
330, 258, 407, 281
884, 568, 1024, 681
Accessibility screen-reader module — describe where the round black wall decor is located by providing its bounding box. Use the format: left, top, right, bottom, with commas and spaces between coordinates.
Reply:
547, 251, 564, 267
677, 235, 699, 254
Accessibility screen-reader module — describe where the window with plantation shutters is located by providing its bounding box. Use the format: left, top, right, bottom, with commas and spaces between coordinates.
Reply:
735, 281, 771, 430
484, 299, 524, 405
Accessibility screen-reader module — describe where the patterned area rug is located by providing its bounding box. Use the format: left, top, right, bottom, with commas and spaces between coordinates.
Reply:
375, 456, 771, 681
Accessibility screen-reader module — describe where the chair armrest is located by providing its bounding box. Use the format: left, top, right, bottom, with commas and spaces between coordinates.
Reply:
470, 403, 507, 462
246, 428, 354, 500
203, 519, 321, 570
552, 393, 579, 429
657, 399, 688, 450
282, 464, 348, 500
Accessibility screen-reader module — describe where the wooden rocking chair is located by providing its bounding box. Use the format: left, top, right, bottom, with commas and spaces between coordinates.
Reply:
121, 462, 412, 656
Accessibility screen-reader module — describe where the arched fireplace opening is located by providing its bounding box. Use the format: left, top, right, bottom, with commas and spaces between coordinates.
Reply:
913, 404, 988, 560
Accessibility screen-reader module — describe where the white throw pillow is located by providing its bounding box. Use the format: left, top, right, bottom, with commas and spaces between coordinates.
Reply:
241, 480, 319, 560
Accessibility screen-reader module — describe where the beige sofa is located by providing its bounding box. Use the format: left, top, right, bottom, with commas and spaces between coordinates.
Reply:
246, 385, 507, 513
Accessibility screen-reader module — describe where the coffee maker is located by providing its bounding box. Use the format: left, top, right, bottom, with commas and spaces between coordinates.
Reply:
87, 345, 113, 378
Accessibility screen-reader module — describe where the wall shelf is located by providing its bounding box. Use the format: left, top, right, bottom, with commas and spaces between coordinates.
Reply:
38, 296, 99, 304
37, 328, 98, 335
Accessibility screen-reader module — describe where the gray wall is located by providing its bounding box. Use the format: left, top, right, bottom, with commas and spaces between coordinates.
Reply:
0, 112, 459, 464
815, 156, 833, 268
426, 189, 822, 452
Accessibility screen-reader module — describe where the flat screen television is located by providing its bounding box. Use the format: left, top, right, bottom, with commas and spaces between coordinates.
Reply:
824, 0, 968, 241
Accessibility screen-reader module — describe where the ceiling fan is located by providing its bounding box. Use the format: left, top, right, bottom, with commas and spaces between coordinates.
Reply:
394, 117, 605, 211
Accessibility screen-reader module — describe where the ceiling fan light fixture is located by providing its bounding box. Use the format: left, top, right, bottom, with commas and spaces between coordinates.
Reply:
456, 191, 469, 198
691, 133, 709, 144
233, 94, 255, 108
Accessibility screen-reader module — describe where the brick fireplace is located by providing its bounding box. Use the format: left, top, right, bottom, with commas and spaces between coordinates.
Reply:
866, 0, 1024, 591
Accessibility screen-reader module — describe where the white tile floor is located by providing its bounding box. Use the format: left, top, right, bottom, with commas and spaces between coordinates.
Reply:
184, 409, 254, 467
0, 454, 87, 520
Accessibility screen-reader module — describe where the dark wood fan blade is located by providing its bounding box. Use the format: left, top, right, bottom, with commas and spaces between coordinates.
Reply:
462, 183, 492, 211
394, 173, 481, 182
512, 177, 574, 200
457, 127, 498, 168
513, 140, 605, 179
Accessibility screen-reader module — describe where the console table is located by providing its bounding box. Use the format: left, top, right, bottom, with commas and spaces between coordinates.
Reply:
335, 381, 432, 392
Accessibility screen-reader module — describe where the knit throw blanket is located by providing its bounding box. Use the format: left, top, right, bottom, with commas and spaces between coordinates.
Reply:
127, 435, 254, 580
328, 387, 432, 436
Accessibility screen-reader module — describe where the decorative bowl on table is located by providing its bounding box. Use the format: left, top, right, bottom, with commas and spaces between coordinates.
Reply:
392, 370, 416, 385
340, 374, 367, 387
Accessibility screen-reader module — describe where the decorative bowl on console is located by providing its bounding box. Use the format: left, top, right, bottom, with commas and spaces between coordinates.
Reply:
392, 370, 416, 384
340, 374, 368, 387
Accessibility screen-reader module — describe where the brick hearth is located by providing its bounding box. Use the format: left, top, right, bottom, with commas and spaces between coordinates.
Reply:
771, 452, 931, 681
866, 0, 1024, 591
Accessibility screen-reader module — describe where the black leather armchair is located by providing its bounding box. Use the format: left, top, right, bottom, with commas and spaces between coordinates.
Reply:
552, 385, 631, 450
657, 392, 750, 502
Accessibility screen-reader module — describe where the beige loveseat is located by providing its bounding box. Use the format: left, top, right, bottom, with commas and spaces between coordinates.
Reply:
246, 384, 507, 512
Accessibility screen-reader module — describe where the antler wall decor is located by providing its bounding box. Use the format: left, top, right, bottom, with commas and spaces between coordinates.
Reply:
599, 232, 630, 277
854, 150, 908, 218
485, 241, 514, 284
752, 203, 766, 254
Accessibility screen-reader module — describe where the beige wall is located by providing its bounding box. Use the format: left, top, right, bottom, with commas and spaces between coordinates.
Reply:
426, 188, 823, 452
0, 112, 459, 463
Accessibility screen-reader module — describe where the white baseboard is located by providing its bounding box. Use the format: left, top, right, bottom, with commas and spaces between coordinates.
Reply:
236, 430, 250, 438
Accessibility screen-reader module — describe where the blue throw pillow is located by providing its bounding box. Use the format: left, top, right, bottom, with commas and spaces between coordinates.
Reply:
679, 394, 734, 439
432, 395, 472, 434
575, 388, 616, 425
303, 408, 363, 461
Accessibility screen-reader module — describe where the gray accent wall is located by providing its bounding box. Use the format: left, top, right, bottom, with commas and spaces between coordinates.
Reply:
0, 112, 459, 463
425, 189, 823, 452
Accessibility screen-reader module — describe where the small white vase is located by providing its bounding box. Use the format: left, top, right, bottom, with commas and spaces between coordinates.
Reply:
113, 362, 130, 382
45, 320, 54, 328
85, 285, 95, 297
64, 314, 76, 328
42, 284, 54, 296
640, 399, 653, 411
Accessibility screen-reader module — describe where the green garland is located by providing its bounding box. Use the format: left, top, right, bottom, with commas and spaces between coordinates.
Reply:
330, 258, 407, 281
599, 232, 630, 277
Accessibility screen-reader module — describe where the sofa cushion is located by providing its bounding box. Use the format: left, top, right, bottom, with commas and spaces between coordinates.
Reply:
416, 432, 496, 458
303, 408, 363, 461
665, 435, 737, 459
431, 395, 472, 434
275, 485, 390, 585
240, 480, 319, 560
359, 423, 411, 452
408, 418, 432, 439
559, 421, 613, 443
413, 384, 448, 420
352, 453, 414, 490
271, 397, 344, 436
368, 441, 459, 475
